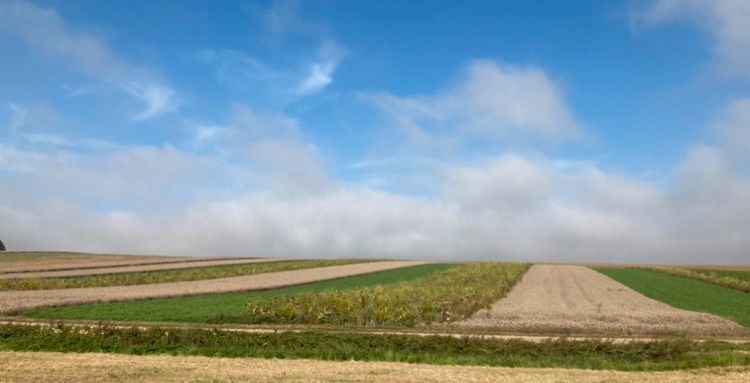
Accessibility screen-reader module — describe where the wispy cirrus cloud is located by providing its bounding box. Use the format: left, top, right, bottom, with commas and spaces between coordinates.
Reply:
0, 0, 177, 120
201, 0, 344, 103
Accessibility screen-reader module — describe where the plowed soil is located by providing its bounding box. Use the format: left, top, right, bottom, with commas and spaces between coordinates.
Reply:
460, 265, 743, 335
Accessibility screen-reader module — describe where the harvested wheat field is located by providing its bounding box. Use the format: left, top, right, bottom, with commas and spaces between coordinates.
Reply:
460, 265, 743, 335
0, 252, 205, 274
0, 261, 422, 313
0, 257, 274, 279
1, 351, 748, 383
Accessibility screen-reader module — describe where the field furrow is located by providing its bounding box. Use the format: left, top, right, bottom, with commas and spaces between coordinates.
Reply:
0, 261, 423, 313
459, 265, 743, 335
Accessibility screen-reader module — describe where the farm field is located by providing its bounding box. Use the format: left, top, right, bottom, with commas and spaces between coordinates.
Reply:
597, 268, 750, 327
460, 265, 743, 336
0, 257, 274, 279
24, 263, 456, 323
3, 352, 750, 383
0, 260, 422, 313
640, 267, 750, 293
1, 325, 749, 371
0, 259, 365, 290
0, 252, 185, 273
245, 262, 529, 326
1, 253, 750, 382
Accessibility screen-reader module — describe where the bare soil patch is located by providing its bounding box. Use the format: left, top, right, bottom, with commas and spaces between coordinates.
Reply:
0, 258, 275, 279
460, 265, 743, 336
0, 261, 422, 313
1, 351, 748, 382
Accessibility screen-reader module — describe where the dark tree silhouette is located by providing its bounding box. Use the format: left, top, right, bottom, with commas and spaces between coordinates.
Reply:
0, 239, 5, 251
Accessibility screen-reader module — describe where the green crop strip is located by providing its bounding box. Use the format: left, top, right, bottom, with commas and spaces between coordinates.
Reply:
0, 259, 370, 291
0, 325, 748, 371
22, 264, 456, 323
245, 262, 530, 327
597, 268, 750, 327
639, 267, 750, 293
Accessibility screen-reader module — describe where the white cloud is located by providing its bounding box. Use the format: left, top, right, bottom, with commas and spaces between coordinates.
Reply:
0, 144, 49, 172
201, 42, 343, 103
2, 131, 750, 264
365, 60, 581, 151
296, 42, 344, 95
713, 98, 750, 165
125, 84, 178, 121
0, 0, 176, 120
634, 0, 750, 81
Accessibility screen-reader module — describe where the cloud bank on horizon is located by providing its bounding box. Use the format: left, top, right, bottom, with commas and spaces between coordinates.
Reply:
1, 0, 749, 263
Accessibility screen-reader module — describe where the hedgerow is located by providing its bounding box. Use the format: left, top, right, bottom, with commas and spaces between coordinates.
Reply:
245, 262, 529, 327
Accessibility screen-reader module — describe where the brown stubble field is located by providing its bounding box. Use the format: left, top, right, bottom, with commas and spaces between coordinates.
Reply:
0, 251, 202, 273
2, 351, 749, 383
0, 257, 274, 279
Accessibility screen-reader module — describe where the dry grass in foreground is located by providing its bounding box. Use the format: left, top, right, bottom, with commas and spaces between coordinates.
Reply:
1, 351, 749, 383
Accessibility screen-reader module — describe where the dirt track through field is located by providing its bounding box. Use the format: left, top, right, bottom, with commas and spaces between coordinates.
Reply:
2, 351, 748, 383
0, 261, 422, 313
460, 265, 743, 335
0, 258, 275, 279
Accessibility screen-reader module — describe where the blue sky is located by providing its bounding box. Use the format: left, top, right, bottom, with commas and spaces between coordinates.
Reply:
1, 0, 749, 263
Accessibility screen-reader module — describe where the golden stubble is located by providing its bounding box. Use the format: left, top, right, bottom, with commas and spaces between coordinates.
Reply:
1, 351, 748, 383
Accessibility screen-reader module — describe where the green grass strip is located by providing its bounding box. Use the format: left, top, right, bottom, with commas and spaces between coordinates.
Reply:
597, 268, 750, 327
246, 262, 529, 327
0, 325, 748, 371
23, 264, 456, 323
658, 267, 750, 293
0, 259, 370, 291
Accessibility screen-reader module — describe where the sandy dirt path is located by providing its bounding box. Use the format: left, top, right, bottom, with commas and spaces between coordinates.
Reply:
1, 351, 748, 382
0, 258, 275, 279
460, 265, 743, 335
0, 261, 422, 313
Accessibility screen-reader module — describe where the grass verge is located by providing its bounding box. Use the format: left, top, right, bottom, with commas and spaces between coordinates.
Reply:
246, 262, 529, 327
0, 259, 369, 291
22, 264, 455, 323
597, 268, 750, 327
0, 324, 748, 371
